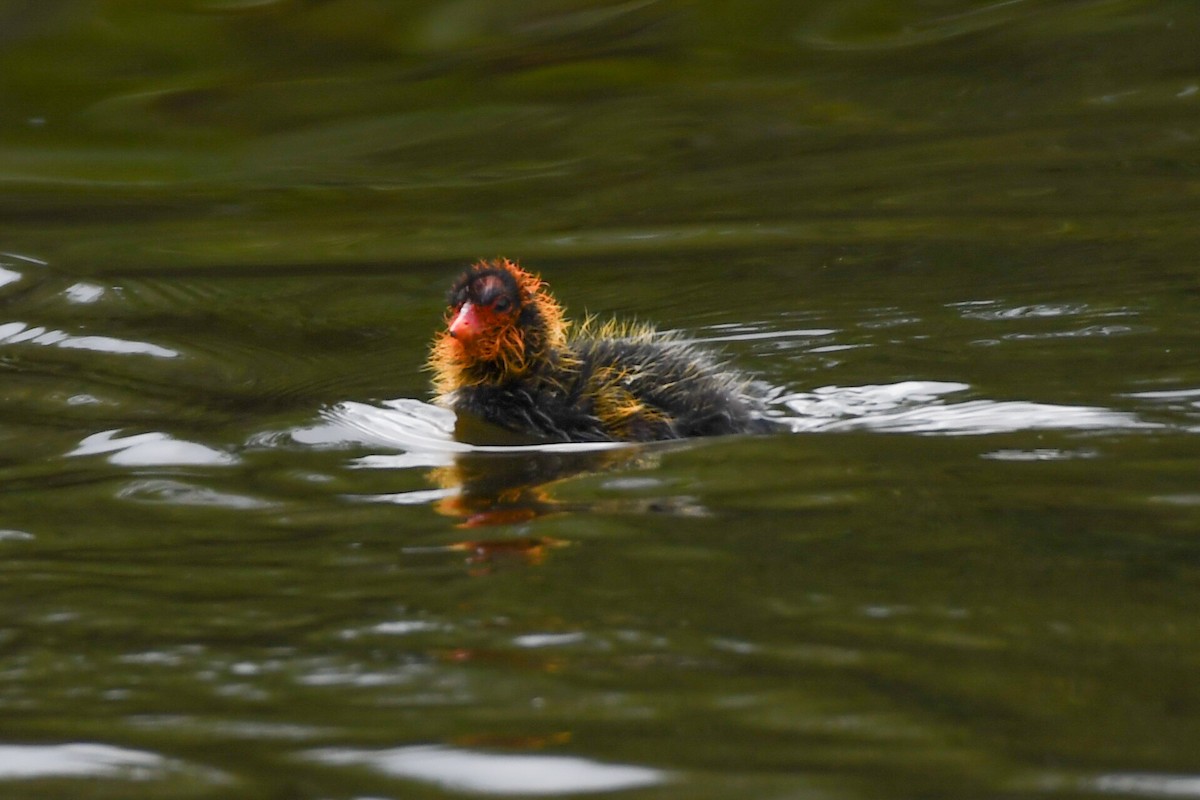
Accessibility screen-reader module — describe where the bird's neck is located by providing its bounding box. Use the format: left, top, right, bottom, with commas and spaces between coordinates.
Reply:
430, 322, 578, 398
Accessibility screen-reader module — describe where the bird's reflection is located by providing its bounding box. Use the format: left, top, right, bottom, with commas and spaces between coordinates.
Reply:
422, 448, 616, 572
430, 441, 652, 530
423, 418, 704, 569
318, 405, 712, 569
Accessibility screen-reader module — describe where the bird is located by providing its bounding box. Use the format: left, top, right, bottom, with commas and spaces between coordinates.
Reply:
428, 258, 771, 443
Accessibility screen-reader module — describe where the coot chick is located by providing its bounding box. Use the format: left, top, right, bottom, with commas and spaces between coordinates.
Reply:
429, 258, 769, 442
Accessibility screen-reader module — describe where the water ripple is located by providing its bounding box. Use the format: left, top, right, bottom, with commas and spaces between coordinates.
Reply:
1093, 773, 1200, 798
0, 744, 161, 780
0, 321, 178, 358
957, 302, 1096, 321
117, 479, 273, 509
279, 378, 1157, 471
288, 399, 625, 458
0, 743, 225, 783
304, 745, 668, 796
771, 381, 1154, 435
69, 430, 236, 466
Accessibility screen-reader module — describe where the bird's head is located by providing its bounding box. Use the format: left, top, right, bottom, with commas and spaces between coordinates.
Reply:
430, 259, 569, 394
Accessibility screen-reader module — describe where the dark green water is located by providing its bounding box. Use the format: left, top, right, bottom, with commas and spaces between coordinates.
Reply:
3, 1, 1200, 798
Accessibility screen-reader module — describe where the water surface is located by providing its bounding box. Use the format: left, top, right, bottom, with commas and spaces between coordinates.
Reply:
2, 2, 1200, 798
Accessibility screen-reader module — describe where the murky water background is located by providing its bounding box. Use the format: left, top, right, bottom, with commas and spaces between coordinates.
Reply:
3, 1, 1200, 798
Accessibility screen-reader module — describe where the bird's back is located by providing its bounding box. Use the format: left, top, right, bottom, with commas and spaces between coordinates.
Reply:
572, 328, 765, 440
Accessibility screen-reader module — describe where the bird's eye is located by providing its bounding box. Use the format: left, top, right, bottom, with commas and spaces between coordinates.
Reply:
493, 297, 512, 312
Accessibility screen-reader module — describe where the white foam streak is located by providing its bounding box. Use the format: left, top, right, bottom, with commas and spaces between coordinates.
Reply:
306, 745, 667, 795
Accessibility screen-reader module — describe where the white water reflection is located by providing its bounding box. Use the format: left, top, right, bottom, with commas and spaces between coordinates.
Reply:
772, 381, 1154, 435
981, 448, 1098, 461
289, 398, 624, 462
1094, 773, 1200, 797
0, 529, 35, 541
0, 321, 177, 358
951, 300, 1138, 321
280, 381, 1153, 468
306, 745, 668, 795
0, 743, 163, 780
1124, 387, 1200, 417
957, 302, 1091, 320
288, 398, 457, 458
68, 430, 236, 466
63, 281, 106, 304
